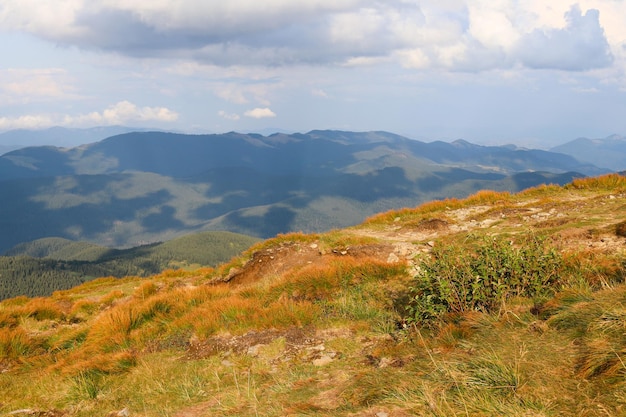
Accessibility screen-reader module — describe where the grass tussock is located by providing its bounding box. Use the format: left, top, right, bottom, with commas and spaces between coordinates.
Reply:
0, 327, 37, 359
568, 173, 626, 191
15, 297, 67, 321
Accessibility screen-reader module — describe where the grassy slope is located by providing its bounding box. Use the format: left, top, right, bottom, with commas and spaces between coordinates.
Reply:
0, 174, 625, 416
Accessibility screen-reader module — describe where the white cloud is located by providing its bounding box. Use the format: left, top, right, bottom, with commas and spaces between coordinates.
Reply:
0, 101, 178, 131
0, 0, 622, 75
0, 68, 77, 104
210, 81, 276, 106
218, 110, 240, 121
66, 101, 178, 125
0, 114, 54, 131
244, 107, 276, 118
514, 5, 613, 70
311, 88, 329, 98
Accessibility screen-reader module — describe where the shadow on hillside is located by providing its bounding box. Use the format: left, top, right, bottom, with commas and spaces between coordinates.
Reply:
141, 205, 185, 232
223, 206, 297, 238
417, 169, 504, 192
0, 162, 588, 252
510, 171, 581, 191
0, 175, 184, 251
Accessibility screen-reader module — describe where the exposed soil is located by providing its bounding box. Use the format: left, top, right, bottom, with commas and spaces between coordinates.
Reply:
220, 241, 397, 288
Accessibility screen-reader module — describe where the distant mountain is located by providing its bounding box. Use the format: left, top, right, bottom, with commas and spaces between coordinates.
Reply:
0, 231, 259, 300
551, 134, 626, 172
0, 126, 152, 155
0, 130, 607, 252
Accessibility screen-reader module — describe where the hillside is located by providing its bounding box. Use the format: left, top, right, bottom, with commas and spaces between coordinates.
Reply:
0, 126, 152, 156
551, 134, 626, 172
0, 130, 606, 252
0, 174, 625, 416
0, 231, 259, 300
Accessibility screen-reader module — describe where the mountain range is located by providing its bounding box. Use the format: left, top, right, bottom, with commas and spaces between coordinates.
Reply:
550, 134, 626, 172
0, 129, 615, 253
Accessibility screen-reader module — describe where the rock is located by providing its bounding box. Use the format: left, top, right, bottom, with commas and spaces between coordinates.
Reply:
376, 412, 389, 417
312, 355, 334, 366
8, 410, 36, 416
247, 344, 265, 356
378, 357, 394, 368
108, 409, 129, 417
387, 253, 400, 263
224, 267, 241, 282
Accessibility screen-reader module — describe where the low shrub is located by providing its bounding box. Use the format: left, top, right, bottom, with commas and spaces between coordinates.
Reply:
406, 234, 564, 326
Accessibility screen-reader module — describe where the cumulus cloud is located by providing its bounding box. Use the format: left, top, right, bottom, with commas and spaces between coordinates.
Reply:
218, 110, 240, 121
0, 114, 54, 131
66, 101, 179, 125
0, 1, 620, 73
0, 68, 77, 104
244, 107, 276, 118
514, 5, 613, 71
0, 101, 178, 131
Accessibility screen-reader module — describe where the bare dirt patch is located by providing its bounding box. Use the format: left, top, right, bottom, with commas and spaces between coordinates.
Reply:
221, 241, 397, 288
186, 326, 319, 360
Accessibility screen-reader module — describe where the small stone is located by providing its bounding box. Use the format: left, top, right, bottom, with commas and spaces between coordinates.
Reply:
376, 412, 389, 417
387, 253, 400, 263
8, 410, 35, 416
310, 243, 318, 249
426, 241, 435, 247
378, 357, 393, 368
312, 355, 334, 366
247, 344, 262, 356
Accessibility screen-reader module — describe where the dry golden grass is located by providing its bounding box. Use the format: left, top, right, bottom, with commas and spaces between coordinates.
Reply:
0, 327, 36, 359
364, 189, 511, 225
568, 173, 626, 191
15, 297, 66, 321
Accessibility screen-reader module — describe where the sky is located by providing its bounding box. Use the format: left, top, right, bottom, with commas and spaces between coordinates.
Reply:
1, 0, 626, 147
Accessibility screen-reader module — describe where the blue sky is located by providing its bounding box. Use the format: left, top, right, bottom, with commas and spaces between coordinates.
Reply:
1, 1, 625, 147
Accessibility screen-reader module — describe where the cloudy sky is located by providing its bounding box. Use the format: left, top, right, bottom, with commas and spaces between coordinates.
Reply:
1, 0, 625, 146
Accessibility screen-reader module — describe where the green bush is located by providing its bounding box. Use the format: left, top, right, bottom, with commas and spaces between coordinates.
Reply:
407, 234, 563, 325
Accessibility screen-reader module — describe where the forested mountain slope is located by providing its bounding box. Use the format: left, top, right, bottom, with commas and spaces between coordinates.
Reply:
0, 231, 259, 300
0, 130, 604, 252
